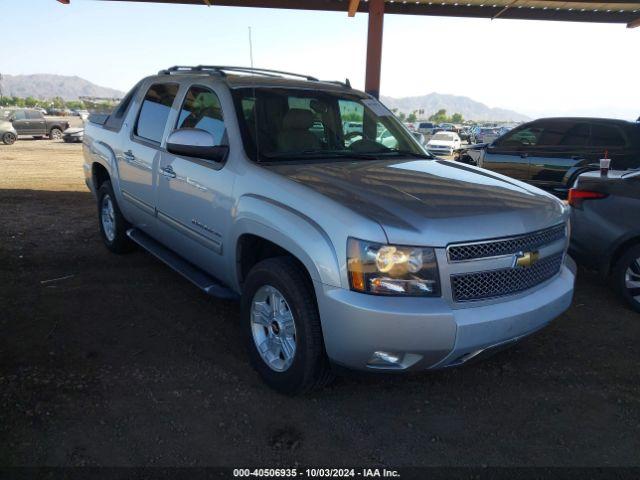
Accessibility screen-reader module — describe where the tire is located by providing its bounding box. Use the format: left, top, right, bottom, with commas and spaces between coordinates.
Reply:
96, 180, 135, 254
612, 244, 640, 313
2, 132, 16, 145
49, 127, 63, 140
241, 257, 334, 394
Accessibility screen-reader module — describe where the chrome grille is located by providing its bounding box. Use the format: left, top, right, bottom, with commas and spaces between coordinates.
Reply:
451, 252, 564, 302
447, 224, 565, 262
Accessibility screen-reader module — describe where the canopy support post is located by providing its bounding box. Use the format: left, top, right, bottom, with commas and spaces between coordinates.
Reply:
365, 0, 384, 99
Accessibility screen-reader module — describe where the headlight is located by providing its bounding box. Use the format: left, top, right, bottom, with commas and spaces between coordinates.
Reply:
347, 238, 440, 296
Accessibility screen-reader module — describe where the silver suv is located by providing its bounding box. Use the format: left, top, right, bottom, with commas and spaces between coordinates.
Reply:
83, 66, 575, 394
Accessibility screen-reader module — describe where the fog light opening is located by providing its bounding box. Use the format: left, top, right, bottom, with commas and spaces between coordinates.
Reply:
368, 351, 403, 367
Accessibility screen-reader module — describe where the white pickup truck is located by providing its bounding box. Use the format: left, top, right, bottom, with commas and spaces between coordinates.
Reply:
84, 66, 575, 394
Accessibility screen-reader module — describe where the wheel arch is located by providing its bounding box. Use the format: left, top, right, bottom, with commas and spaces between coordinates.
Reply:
230, 195, 341, 292
607, 234, 640, 276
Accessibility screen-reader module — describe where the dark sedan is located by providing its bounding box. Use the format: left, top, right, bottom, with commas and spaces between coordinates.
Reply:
569, 169, 640, 312
457, 117, 640, 197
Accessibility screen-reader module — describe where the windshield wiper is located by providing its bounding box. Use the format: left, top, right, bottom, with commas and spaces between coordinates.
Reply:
383, 149, 433, 159
262, 150, 381, 161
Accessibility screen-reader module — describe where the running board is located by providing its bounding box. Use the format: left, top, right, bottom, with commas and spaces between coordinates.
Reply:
126, 228, 239, 300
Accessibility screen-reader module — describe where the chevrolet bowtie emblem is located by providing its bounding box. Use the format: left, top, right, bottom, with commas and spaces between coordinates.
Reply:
515, 250, 540, 268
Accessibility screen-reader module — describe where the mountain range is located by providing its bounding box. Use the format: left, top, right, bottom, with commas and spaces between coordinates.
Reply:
0, 74, 125, 101
1, 73, 529, 121
381, 92, 530, 122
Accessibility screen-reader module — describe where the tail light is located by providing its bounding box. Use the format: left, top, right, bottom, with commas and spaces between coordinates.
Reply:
568, 188, 608, 208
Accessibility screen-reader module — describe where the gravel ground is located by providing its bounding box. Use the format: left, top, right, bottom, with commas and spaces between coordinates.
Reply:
0, 140, 639, 467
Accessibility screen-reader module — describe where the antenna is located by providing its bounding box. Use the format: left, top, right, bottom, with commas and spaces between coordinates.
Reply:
248, 26, 261, 162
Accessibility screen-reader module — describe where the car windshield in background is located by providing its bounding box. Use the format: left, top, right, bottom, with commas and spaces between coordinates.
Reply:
432, 133, 455, 141
232, 87, 429, 162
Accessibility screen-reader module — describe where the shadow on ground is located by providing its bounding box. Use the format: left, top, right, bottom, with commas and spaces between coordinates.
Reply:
1, 189, 639, 467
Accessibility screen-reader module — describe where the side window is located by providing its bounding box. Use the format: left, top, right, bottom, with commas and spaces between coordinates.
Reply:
591, 123, 626, 148
104, 82, 140, 131
135, 83, 179, 144
496, 124, 543, 147
558, 122, 590, 147
13, 110, 27, 121
176, 86, 225, 144
26, 110, 42, 120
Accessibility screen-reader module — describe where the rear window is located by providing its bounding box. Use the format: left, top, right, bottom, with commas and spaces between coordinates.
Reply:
135, 83, 179, 144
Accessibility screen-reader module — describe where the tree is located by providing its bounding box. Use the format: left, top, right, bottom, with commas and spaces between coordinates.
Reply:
451, 113, 464, 123
397, 111, 406, 122
428, 108, 448, 124
407, 111, 418, 123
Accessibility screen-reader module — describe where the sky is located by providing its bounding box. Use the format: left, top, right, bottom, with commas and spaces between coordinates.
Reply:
3, 0, 639, 119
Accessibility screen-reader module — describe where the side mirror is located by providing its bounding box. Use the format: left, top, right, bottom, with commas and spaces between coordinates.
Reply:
166, 128, 228, 162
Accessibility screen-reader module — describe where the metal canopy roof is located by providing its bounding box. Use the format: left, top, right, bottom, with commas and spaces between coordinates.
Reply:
91, 0, 640, 26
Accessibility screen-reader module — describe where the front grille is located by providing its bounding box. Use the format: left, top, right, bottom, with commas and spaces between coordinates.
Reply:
448, 224, 566, 262
451, 252, 564, 302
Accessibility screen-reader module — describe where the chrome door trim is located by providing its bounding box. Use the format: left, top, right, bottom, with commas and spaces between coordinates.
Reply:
157, 210, 222, 254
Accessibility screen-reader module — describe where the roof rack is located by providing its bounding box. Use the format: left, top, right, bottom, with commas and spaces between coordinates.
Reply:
158, 65, 319, 81
157, 65, 352, 89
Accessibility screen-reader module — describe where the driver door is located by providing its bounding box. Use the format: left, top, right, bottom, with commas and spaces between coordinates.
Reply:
155, 84, 236, 282
481, 124, 543, 181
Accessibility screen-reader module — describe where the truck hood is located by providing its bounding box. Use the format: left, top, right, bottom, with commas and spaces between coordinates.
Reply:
267, 158, 566, 246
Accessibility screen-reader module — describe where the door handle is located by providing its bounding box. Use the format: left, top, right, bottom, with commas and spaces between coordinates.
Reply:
160, 166, 176, 179
123, 150, 136, 163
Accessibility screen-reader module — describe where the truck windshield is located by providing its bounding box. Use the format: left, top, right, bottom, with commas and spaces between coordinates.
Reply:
232, 87, 429, 162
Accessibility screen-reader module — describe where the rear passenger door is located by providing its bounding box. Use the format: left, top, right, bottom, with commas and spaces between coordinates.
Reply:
27, 110, 47, 135
155, 84, 236, 280
528, 120, 591, 192
118, 82, 179, 224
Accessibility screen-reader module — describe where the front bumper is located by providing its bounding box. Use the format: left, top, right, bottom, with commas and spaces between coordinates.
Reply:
315, 256, 575, 371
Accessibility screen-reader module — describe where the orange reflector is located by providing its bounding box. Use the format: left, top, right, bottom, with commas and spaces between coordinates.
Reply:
349, 271, 365, 292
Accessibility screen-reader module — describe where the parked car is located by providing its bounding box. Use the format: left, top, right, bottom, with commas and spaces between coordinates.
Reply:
416, 121, 437, 135
471, 127, 500, 144
569, 169, 640, 312
0, 109, 19, 145
83, 65, 574, 394
439, 122, 457, 132
456, 117, 640, 197
426, 131, 462, 156
63, 127, 84, 143
1, 108, 70, 140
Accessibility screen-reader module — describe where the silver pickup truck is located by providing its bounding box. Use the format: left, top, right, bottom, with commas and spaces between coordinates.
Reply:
83, 66, 575, 394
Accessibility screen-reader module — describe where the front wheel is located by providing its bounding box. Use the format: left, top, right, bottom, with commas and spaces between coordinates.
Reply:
2, 132, 16, 145
241, 257, 333, 394
612, 244, 640, 313
96, 180, 135, 254
49, 128, 63, 140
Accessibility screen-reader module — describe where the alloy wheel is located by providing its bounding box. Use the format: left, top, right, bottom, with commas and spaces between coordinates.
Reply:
250, 285, 297, 372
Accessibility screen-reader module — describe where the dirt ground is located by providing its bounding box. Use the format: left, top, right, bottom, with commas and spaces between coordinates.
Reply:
0, 140, 639, 467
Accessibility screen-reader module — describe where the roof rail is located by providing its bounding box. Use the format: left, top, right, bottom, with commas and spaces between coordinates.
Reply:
158, 65, 320, 82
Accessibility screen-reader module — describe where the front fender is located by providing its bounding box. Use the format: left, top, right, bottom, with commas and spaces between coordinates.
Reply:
229, 194, 341, 290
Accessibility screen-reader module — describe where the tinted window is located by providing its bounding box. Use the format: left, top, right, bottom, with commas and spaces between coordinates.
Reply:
497, 124, 542, 147
177, 86, 225, 144
537, 120, 589, 147
104, 82, 141, 131
26, 110, 42, 120
13, 110, 27, 121
591, 123, 626, 148
135, 83, 179, 143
